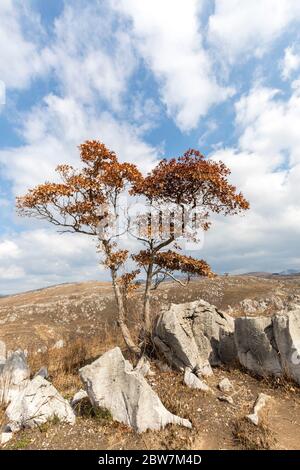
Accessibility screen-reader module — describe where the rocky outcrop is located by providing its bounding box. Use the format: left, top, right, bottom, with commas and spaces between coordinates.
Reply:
154, 300, 236, 376
234, 312, 300, 384
0, 350, 30, 405
228, 294, 300, 316
234, 317, 282, 377
273, 310, 300, 384
79, 347, 191, 433
5, 375, 76, 432
154, 300, 300, 386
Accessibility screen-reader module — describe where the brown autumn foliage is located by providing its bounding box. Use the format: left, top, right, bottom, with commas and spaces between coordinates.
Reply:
17, 140, 249, 356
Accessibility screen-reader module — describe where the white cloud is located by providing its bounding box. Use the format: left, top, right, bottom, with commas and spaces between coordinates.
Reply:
3, 0, 300, 291
0, 0, 49, 90
0, 229, 103, 293
0, 240, 20, 259
45, 2, 137, 111
0, 94, 159, 195
113, 0, 232, 131
205, 81, 300, 273
281, 45, 300, 80
0, 265, 25, 281
236, 84, 300, 166
0, 1, 163, 294
209, 0, 300, 63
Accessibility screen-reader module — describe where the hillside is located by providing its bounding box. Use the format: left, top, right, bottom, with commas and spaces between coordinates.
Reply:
1, 274, 300, 351
1, 274, 300, 451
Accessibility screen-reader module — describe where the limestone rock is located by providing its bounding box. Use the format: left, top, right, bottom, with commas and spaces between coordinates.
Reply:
5, 375, 76, 432
79, 347, 191, 433
71, 389, 88, 408
0, 432, 13, 445
0, 350, 30, 405
218, 329, 238, 364
134, 356, 153, 377
247, 393, 272, 426
155, 300, 236, 376
218, 378, 233, 393
234, 317, 282, 377
184, 368, 210, 392
218, 395, 234, 405
273, 310, 300, 384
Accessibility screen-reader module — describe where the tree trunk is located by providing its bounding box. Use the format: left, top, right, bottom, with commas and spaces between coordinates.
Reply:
111, 269, 141, 356
143, 263, 153, 334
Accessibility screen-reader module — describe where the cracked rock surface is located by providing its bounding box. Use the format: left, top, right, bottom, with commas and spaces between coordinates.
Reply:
154, 300, 236, 375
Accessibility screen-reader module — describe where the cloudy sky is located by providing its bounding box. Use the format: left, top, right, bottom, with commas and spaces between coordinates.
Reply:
1, 0, 300, 294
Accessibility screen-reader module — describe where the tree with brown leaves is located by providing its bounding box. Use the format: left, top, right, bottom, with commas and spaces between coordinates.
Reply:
17, 141, 249, 356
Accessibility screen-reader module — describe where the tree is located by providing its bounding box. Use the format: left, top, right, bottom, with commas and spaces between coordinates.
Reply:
129, 148, 249, 345
17, 141, 249, 356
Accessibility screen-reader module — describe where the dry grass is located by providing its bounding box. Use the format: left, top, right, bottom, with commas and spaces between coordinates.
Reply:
0, 404, 5, 429
27, 334, 122, 400
73, 397, 113, 423
232, 416, 277, 450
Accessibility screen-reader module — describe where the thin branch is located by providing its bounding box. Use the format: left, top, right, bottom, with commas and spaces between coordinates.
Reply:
163, 271, 190, 286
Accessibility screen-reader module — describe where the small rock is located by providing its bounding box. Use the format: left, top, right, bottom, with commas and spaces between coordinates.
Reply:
247, 393, 272, 426
52, 339, 64, 349
0, 432, 13, 445
71, 389, 88, 407
218, 395, 234, 405
184, 368, 210, 392
218, 378, 233, 393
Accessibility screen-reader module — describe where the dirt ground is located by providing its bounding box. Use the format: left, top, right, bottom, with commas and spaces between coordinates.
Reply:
1, 362, 299, 451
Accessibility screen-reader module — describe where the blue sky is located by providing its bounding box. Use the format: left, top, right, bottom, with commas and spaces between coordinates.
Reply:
1, 0, 300, 293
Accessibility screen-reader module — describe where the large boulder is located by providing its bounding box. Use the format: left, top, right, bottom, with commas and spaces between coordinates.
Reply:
154, 300, 236, 375
5, 375, 76, 432
79, 347, 191, 433
0, 350, 30, 404
273, 310, 300, 384
234, 317, 282, 377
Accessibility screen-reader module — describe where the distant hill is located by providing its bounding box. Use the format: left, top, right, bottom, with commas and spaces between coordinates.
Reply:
278, 269, 300, 275
243, 270, 300, 277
